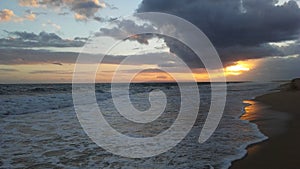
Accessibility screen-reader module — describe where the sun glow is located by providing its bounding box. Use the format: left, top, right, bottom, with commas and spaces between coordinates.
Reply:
225, 61, 252, 76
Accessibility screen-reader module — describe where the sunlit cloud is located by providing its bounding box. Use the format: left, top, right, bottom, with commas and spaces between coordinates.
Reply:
25, 13, 36, 21
74, 13, 88, 21
18, 0, 108, 22
42, 21, 62, 31
0, 9, 16, 22
275, 0, 300, 6
0, 31, 86, 48
19, 0, 39, 7
225, 61, 253, 76
0, 9, 23, 22
269, 40, 297, 47
0, 9, 37, 22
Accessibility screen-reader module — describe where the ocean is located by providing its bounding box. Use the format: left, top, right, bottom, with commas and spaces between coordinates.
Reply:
0, 82, 279, 169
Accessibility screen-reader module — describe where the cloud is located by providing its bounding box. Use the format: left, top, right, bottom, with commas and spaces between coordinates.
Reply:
52, 62, 63, 66
42, 21, 61, 31
122, 68, 164, 74
1, 31, 86, 48
240, 55, 300, 81
0, 68, 19, 72
93, 16, 103, 22
72, 1, 104, 20
278, 39, 300, 55
96, 19, 284, 68
74, 37, 89, 41
1, 41, 295, 81
25, 13, 36, 21
105, 3, 118, 10
215, 44, 284, 64
0, 9, 36, 22
96, 19, 156, 43
0, 9, 15, 22
135, 0, 300, 66
19, 0, 39, 7
25, 9, 47, 16
58, 12, 69, 16
0, 49, 79, 65
137, 0, 300, 47
74, 13, 88, 21
0, 48, 176, 68
0, 9, 25, 22
0, 48, 117, 65
156, 75, 168, 79
93, 16, 118, 22
29, 70, 71, 74
18, 0, 107, 22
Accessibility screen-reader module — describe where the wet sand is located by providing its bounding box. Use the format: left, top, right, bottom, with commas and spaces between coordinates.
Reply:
231, 90, 300, 169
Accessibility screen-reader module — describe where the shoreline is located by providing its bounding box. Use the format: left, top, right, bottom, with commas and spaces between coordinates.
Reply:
231, 88, 300, 169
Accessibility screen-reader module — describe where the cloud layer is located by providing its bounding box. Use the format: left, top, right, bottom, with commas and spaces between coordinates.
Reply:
1, 31, 86, 48
18, 0, 107, 21
138, 0, 300, 47
0, 9, 36, 22
136, 0, 300, 66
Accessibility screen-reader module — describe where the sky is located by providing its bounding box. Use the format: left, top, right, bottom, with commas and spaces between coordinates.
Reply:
0, 0, 300, 83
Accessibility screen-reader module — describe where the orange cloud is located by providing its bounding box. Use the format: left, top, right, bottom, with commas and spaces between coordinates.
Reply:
0, 9, 16, 22
225, 60, 254, 76
25, 13, 36, 21
19, 0, 39, 7
74, 13, 87, 21
0, 9, 36, 22
131, 72, 174, 83
18, 0, 107, 22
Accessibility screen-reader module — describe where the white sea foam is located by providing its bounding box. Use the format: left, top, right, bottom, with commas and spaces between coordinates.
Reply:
0, 82, 278, 168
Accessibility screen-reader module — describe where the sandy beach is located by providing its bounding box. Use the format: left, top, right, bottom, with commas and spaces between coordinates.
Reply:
231, 80, 300, 169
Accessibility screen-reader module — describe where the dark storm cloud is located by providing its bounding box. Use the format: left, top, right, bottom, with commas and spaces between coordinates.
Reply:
216, 44, 284, 65
95, 17, 292, 69
242, 55, 300, 81
137, 0, 300, 47
133, 0, 300, 68
1, 31, 86, 48
145, 35, 282, 68
279, 39, 300, 55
